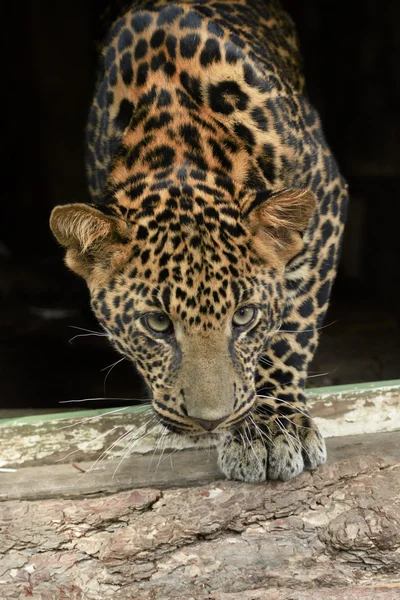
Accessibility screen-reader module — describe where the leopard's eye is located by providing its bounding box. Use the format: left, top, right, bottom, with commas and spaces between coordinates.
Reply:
232, 306, 256, 328
144, 313, 173, 334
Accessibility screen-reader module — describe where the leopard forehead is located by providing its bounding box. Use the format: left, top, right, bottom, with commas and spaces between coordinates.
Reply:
90, 207, 285, 335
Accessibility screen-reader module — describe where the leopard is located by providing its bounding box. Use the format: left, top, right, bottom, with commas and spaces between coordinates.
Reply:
50, 0, 348, 483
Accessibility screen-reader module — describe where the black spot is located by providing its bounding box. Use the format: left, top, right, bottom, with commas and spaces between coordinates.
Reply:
322, 220, 334, 240
109, 64, 118, 86
255, 404, 275, 417
159, 252, 170, 267
127, 183, 146, 200
136, 63, 149, 86
118, 29, 133, 52
150, 28, 166, 49
137, 86, 157, 109
144, 145, 175, 169
180, 123, 201, 148
243, 63, 263, 88
156, 209, 174, 223
100, 302, 111, 320
319, 244, 336, 279
257, 143, 276, 183
163, 62, 176, 77
190, 235, 201, 248
233, 123, 255, 150
157, 89, 172, 107
208, 80, 249, 115
144, 111, 172, 132
105, 47, 116, 69
278, 405, 295, 416
151, 51, 166, 71
180, 34, 201, 58
157, 5, 184, 25
131, 13, 152, 33
106, 91, 114, 107
286, 352, 307, 370
190, 169, 206, 181
136, 225, 148, 240
224, 42, 243, 64
158, 268, 169, 283
134, 39, 148, 60
113, 99, 134, 131
180, 11, 202, 28
207, 21, 224, 37
208, 137, 232, 171
230, 33, 245, 48
162, 286, 171, 312
245, 167, 265, 190
271, 339, 290, 358
166, 35, 177, 59
298, 298, 314, 318
120, 53, 133, 85
251, 107, 268, 131
180, 71, 203, 105
317, 280, 331, 309
141, 249, 150, 265
200, 38, 221, 66
296, 330, 314, 348
177, 90, 198, 110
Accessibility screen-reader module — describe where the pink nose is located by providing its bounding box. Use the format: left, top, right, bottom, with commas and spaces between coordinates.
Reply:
191, 415, 229, 431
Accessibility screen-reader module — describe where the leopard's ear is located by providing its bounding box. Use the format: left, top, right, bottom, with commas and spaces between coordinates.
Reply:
244, 188, 316, 263
50, 203, 129, 280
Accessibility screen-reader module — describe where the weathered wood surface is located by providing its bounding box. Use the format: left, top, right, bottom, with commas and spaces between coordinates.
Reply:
1, 381, 399, 471
0, 431, 399, 501
1, 433, 400, 599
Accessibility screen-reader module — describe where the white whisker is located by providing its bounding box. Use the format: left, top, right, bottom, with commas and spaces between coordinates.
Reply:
256, 394, 315, 427
80, 416, 158, 480
149, 427, 169, 476
248, 414, 273, 444
275, 319, 337, 335
244, 422, 263, 471
58, 406, 133, 430
112, 420, 159, 479
101, 356, 126, 396
68, 325, 109, 344
59, 397, 152, 404
54, 425, 121, 463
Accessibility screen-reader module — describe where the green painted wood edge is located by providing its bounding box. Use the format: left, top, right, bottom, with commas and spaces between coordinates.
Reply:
307, 378, 400, 396
1, 379, 399, 427
0, 404, 149, 426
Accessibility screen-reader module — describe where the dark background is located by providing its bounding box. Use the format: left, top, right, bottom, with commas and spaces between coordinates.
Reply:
1, 1, 399, 415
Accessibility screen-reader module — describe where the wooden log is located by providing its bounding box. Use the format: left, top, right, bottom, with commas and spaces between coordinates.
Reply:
0, 434, 400, 598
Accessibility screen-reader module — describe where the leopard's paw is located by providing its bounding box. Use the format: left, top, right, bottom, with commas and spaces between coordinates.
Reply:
217, 419, 326, 483
217, 435, 268, 483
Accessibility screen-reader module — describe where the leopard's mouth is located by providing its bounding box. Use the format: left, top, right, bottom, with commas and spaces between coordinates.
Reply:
154, 405, 254, 436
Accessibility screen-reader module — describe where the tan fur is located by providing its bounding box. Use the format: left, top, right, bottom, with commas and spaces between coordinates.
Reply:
179, 331, 237, 421
248, 188, 316, 263
50, 204, 130, 280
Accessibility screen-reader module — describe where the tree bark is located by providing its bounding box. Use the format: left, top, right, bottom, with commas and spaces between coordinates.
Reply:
1, 452, 400, 599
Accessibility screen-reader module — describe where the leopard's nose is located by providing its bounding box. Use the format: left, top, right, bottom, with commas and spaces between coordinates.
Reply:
191, 415, 229, 431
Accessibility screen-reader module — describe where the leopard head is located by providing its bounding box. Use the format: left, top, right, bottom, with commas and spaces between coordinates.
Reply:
50, 186, 314, 434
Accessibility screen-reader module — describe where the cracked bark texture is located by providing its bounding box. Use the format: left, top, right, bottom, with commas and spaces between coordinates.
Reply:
1, 455, 400, 599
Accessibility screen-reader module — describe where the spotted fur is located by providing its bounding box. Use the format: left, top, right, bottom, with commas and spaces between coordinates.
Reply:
50, 0, 348, 483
